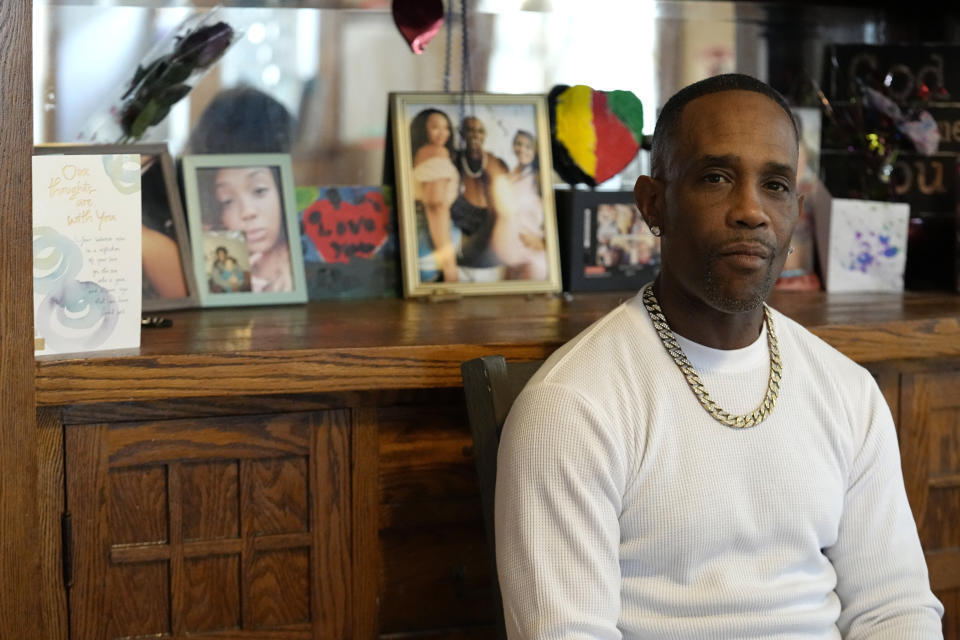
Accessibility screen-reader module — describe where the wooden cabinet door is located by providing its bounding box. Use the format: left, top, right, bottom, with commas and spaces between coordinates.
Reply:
65, 410, 351, 640
901, 367, 960, 639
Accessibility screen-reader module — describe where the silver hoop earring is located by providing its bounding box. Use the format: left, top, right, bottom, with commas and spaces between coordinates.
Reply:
649, 225, 661, 237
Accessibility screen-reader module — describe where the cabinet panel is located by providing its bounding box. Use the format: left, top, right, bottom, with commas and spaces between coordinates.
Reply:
944, 590, 960, 640
377, 402, 496, 637
182, 555, 240, 632
66, 410, 351, 640
181, 460, 240, 540
901, 366, 960, 638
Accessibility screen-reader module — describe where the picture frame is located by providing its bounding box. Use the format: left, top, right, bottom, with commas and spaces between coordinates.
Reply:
33, 142, 200, 311
296, 185, 401, 300
774, 106, 822, 291
554, 189, 661, 292
390, 92, 562, 297
181, 153, 308, 307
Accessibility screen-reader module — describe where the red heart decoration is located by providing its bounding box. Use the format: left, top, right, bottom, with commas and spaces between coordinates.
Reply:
303, 190, 389, 264
392, 0, 444, 54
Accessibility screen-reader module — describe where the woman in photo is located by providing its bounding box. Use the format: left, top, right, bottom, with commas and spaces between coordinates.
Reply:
140, 156, 190, 301
410, 108, 461, 283
490, 129, 547, 280
201, 165, 292, 292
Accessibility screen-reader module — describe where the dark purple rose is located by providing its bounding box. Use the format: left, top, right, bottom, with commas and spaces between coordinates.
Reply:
173, 21, 234, 69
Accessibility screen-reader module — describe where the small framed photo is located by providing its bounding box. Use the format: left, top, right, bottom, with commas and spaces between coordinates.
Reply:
33, 142, 200, 311
181, 153, 308, 307
390, 92, 562, 297
554, 189, 661, 292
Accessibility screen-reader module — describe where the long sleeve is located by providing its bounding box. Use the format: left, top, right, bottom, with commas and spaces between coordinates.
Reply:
495, 381, 628, 640
493, 300, 944, 638
826, 376, 944, 638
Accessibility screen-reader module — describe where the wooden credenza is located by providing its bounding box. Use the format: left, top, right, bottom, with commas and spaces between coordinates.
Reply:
35, 291, 960, 639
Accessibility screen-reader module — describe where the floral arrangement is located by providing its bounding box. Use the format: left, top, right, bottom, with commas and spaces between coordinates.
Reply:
80, 9, 238, 144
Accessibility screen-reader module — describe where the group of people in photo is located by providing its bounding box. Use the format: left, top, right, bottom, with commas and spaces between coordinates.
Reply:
409, 107, 547, 284
593, 202, 661, 271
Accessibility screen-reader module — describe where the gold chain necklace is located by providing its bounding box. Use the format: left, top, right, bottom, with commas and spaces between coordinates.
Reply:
641, 285, 782, 429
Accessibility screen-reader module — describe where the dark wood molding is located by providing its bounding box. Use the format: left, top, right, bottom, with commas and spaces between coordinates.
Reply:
0, 0, 41, 635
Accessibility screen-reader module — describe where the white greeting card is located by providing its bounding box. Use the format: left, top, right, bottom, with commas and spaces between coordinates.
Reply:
33, 154, 142, 355
814, 195, 910, 293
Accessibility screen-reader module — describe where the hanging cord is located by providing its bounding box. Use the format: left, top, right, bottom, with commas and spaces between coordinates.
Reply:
443, 0, 453, 93
459, 0, 474, 125
443, 0, 473, 134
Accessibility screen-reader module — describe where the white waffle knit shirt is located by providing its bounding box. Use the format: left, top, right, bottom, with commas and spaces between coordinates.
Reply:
495, 290, 943, 639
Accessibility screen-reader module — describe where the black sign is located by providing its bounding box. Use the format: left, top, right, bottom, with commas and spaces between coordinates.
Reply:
821, 150, 957, 213
822, 45, 960, 103
928, 103, 960, 153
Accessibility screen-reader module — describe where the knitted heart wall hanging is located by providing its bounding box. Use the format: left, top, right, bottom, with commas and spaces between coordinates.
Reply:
548, 84, 644, 187
392, 0, 445, 54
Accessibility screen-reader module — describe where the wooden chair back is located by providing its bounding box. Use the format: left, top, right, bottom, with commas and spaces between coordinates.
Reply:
461, 355, 543, 640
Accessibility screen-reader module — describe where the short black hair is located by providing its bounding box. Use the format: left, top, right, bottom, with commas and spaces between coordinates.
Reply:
650, 73, 798, 179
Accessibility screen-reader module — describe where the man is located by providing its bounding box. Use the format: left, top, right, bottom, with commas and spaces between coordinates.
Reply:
451, 115, 509, 280
495, 74, 943, 638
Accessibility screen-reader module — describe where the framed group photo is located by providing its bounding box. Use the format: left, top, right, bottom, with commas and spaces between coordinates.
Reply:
390, 92, 562, 297
554, 189, 661, 292
181, 153, 308, 307
34, 142, 200, 311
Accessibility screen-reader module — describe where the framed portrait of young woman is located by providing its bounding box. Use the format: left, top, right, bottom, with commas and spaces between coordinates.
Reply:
181, 153, 308, 307
34, 142, 200, 311
390, 92, 562, 298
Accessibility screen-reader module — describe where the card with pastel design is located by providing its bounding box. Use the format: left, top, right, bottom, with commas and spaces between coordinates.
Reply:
32, 153, 142, 355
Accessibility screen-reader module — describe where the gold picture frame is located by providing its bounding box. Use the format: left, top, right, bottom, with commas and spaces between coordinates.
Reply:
390, 92, 562, 297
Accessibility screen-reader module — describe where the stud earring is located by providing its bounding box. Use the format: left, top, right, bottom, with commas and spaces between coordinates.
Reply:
649, 225, 661, 237
788, 245, 795, 255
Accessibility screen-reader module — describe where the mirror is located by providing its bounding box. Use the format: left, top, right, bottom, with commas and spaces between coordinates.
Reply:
34, 2, 922, 190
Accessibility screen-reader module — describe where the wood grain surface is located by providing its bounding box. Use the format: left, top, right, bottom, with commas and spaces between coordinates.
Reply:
898, 366, 960, 639
37, 408, 67, 640
35, 290, 960, 405
65, 410, 353, 639
0, 0, 40, 636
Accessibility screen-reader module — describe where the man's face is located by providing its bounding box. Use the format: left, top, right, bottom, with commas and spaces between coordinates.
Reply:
462, 118, 485, 156
659, 90, 801, 313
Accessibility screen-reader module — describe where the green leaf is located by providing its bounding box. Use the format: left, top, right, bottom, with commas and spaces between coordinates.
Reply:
160, 61, 192, 85
128, 99, 159, 139
158, 84, 191, 107
149, 102, 172, 127
122, 64, 148, 99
